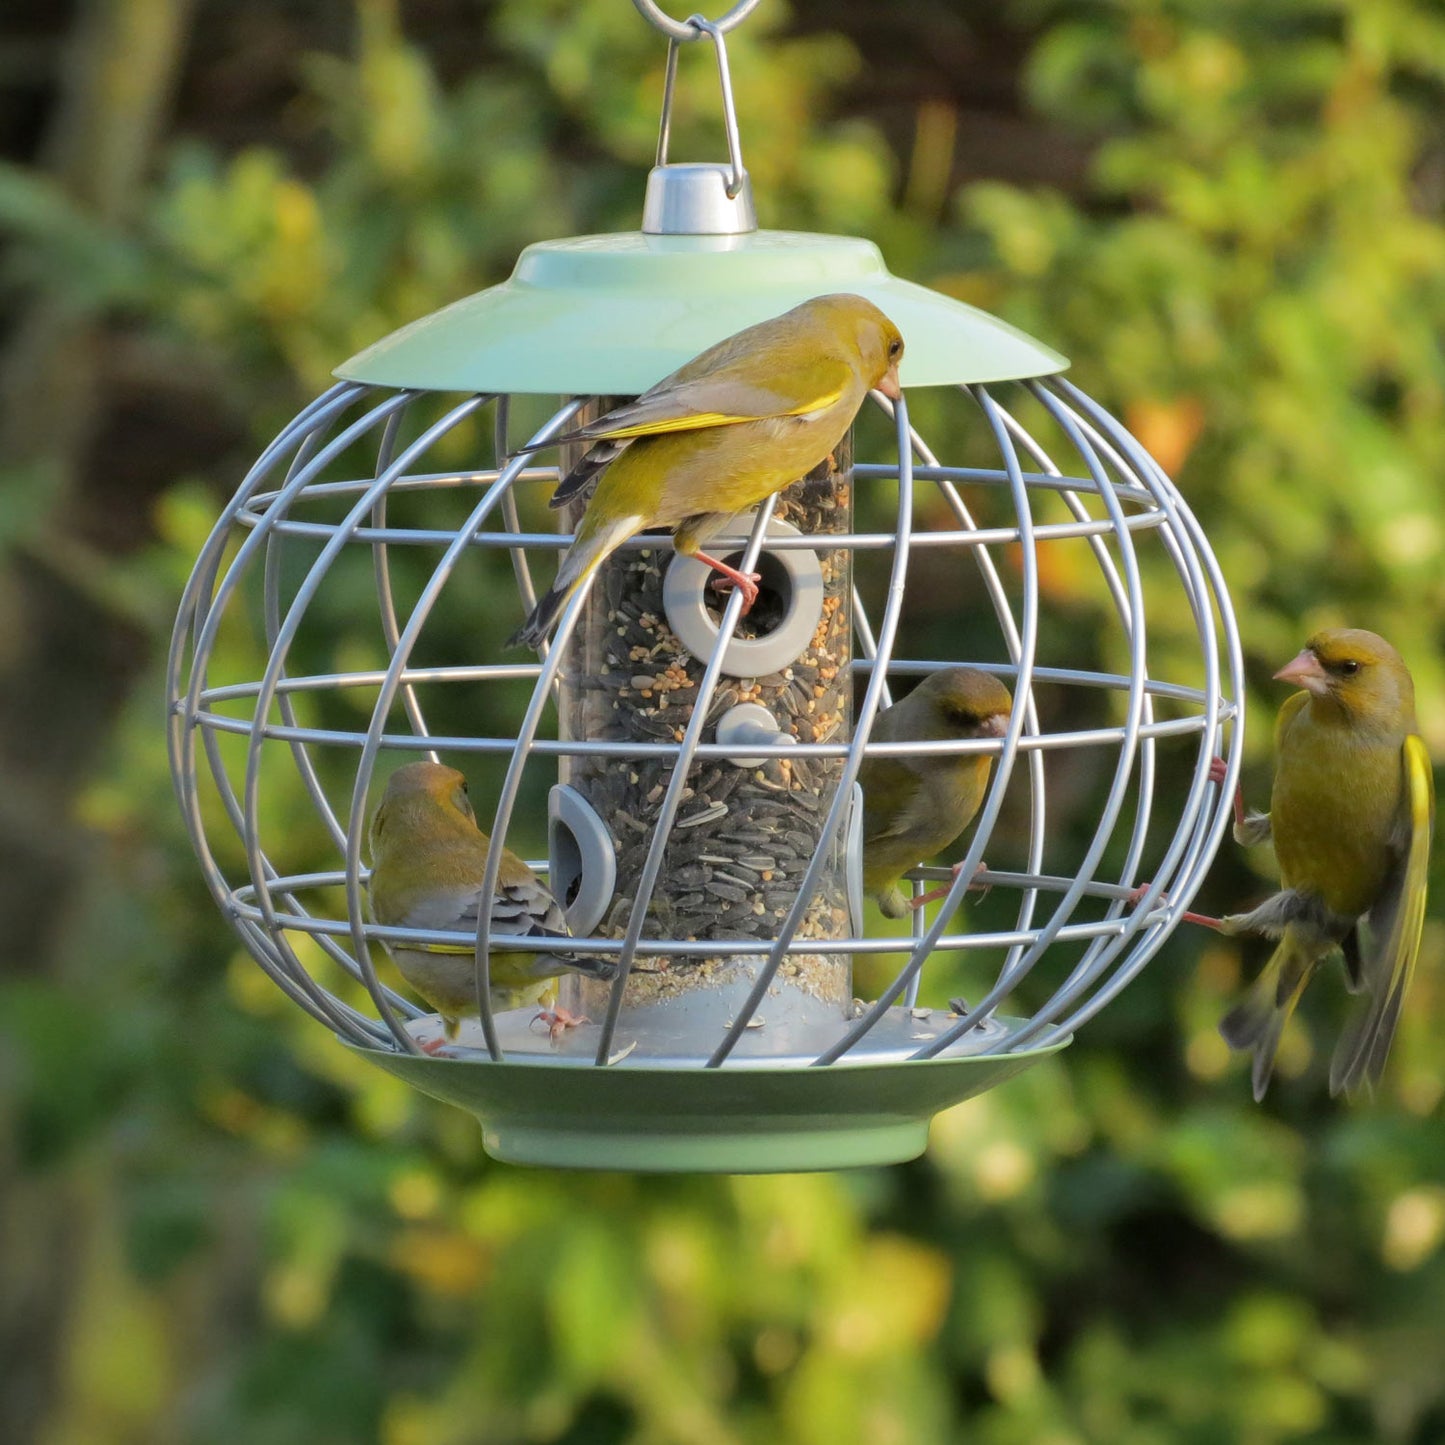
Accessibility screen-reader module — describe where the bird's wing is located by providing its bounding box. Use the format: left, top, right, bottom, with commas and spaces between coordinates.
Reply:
862, 760, 934, 847
549, 357, 856, 445
1329, 732, 1434, 1095
384, 870, 564, 946
549, 437, 630, 509
388, 881, 483, 935
480, 863, 570, 939
1274, 690, 1308, 748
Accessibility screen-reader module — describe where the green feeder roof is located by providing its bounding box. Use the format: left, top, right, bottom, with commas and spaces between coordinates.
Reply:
335, 229, 1068, 395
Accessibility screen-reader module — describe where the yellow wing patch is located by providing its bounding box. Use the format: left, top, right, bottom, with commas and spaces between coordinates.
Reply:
591, 385, 848, 440
593, 411, 761, 439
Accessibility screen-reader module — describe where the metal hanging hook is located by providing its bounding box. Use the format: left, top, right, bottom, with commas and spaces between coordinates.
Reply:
631, 0, 762, 43
653, 16, 747, 197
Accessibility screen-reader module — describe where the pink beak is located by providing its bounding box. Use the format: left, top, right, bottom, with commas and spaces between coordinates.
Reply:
980, 712, 1010, 738
876, 365, 902, 402
1274, 648, 1329, 694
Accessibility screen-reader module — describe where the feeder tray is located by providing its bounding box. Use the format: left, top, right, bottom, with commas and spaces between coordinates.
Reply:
357, 1009, 1066, 1172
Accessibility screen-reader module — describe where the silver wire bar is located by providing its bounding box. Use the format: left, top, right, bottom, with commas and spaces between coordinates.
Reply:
175, 387, 415, 1045
248, 394, 489, 1054
1005, 380, 1244, 1049
875, 391, 1049, 1009
711, 393, 919, 1066
370, 400, 440, 762
191, 709, 1227, 757
236, 514, 1168, 550
346, 398, 589, 1060
193, 659, 1224, 709
596, 495, 783, 1064
238, 462, 1155, 512
816, 384, 1047, 1064
979, 383, 1160, 1025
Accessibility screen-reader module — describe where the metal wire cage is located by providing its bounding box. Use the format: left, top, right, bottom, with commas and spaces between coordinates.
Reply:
167, 364, 1244, 1168
166, 0, 1244, 1170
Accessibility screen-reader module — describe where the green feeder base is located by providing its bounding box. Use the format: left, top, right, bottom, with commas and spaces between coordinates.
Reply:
346, 1013, 1068, 1172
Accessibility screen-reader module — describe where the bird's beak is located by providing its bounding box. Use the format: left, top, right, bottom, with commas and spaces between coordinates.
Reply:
877, 364, 902, 402
1274, 649, 1329, 695
980, 712, 1010, 738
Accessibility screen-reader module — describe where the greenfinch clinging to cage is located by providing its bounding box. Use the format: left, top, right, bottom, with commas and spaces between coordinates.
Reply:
1208, 628, 1433, 1099
859, 668, 1014, 919
506, 292, 903, 649
368, 761, 614, 1047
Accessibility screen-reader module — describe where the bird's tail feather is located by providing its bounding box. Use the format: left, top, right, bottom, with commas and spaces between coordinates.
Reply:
506, 583, 572, 652
550, 439, 627, 509
1329, 958, 1408, 1098
558, 952, 617, 982
506, 512, 645, 651
1219, 930, 1315, 1101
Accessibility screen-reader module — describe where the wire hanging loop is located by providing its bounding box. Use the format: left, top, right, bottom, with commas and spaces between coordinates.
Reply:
652, 15, 748, 198
631, 0, 762, 42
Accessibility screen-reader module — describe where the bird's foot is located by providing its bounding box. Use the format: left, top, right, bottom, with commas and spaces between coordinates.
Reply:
532, 1006, 589, 1045
691, 550, 762, 614
1206, 755, 1248, 833
909, 861, 990, 911
1125, 880, 1222, 930
420, 1036, 455, 1056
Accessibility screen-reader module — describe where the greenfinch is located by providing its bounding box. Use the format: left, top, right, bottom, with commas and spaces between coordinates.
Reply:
367, 761, 614, 1048
1210, 629, 1433, 1099
859, 668, 1014, 918
507, 292, 904, 649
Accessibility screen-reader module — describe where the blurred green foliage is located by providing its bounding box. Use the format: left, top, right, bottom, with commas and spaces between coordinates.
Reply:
3, 1, 1445, 1442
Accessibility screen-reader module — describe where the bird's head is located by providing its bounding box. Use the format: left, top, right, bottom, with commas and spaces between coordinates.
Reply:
373, 762, 476, 852
810, 293, 904, 401
914, 666, 1014, 740
1275, 628, 1415, 730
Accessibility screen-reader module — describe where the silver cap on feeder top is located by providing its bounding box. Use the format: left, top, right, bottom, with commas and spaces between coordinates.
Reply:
642, 163, 757, 235
640, 9, 758, 236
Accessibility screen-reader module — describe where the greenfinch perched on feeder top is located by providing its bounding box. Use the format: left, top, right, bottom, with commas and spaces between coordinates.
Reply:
1214, 628, 1433, 1099
367, 761, 614, 1047
859, 668, 1014, 919
507, 292, 904, 650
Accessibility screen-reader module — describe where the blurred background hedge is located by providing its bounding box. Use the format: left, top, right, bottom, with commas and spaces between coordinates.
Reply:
2, 2, 1444, 1442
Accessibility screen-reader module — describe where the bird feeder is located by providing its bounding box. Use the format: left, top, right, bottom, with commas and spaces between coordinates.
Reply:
168, 0, 1245, 1171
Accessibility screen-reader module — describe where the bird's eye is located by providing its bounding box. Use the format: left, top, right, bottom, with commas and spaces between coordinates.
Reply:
888, 338, 903, 358
1338, 659, 1361, 675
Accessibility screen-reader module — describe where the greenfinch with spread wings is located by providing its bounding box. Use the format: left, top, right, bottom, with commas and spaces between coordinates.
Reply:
507, 292, 903, 649
368, 761, 614, 1048
859, 668, 1014, 918
1213, 629, 1433, 1099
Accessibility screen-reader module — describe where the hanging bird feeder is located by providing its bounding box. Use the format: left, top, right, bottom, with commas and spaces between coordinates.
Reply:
168, 0, 1244, 1171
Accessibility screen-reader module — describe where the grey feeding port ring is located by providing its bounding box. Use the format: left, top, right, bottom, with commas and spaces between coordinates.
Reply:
662, 517, 825, 676
548, 784, 618, 935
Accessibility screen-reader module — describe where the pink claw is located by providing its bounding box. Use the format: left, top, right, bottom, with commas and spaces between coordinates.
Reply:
909, 861, 990, 911
532, 1006, 589, 1045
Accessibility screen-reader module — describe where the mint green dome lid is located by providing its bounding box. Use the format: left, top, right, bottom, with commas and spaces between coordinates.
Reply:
335, 229, 1068, 395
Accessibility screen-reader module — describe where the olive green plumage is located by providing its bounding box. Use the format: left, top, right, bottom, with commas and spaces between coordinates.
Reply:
367, 762, 613, 1039
1218, 628, 1434, 1099
508, 292, 904, 649
859, 668, 1014, 918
